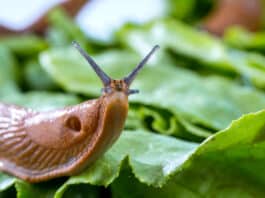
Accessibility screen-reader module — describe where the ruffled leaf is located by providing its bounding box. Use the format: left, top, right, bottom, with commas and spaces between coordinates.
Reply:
56, 109, 265, 197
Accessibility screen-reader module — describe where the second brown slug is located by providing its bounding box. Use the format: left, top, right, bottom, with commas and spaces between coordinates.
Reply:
203, 0, 262, 36
0, 42, 159, 183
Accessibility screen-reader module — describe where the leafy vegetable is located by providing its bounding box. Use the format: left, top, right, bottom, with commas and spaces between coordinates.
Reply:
224, 26, 265, 50
40, 47, 265, 133
24, 60, 57, 91
0, 45, 19, 97
165, 0, 196, 19
1, 91, 80, 111
118, 19, 265, 88
0, 174, 15, 191
48, 8, 90, 51
166, 0, 214, 22
56, 109, 265, 197
15, 180, 60, 198
0, 35, 48, 56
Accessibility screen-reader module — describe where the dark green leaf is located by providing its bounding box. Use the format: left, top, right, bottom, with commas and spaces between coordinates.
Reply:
15, 180, 61, 198
62, 184, 101, 198
24, 60, 57, 91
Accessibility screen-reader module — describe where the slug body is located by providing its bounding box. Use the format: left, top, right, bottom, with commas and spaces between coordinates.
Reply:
0, 43, 159, 182
203, 0, 262, 36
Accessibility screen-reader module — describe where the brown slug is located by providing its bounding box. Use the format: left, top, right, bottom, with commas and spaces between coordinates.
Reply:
0, 42, 159, 183
203, 0, 262, 36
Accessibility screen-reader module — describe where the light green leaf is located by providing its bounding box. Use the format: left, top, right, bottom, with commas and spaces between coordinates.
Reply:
48, 8, 90, 51
15, 180, 61, 198
0, 35, 48, 56
40, 47, 265, 131
224, 26, 265, 50
1, 91, 80, 111
55, 130, 198, 198
0, 174, 16, 191
165, 0, 195, 19
0, 45, 19, 95
118, 19, 265, 88
56, 109, 265, 197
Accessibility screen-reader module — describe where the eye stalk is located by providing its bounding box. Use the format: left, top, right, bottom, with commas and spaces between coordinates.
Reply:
73, 41, 160, 95
72, 41, 111, 86
123, 45, 160, 86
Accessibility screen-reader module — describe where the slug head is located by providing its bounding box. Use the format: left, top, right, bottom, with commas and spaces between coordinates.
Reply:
72, 41, 159, 95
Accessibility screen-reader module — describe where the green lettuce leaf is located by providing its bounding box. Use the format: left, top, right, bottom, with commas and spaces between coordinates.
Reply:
0, 45, 19, 95
0, 35, 48, 56
15, 180, 61, 198
40, 47, 265, 132
224, 26, 265, 50
56, 109, 265, 197
165, 0, 195, 19
47, 8, 91, 51
118, 19, 265, 88
111, 160, 265, 198
128, 105, 211, 140
0, 174, 16, 191
55, 130, 198, 198
24, 60, 57, 91
0, 91, 80, 111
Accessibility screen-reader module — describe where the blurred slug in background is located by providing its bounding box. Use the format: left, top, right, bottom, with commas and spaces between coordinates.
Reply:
202, 0, 263, 36
0, 0, 87, 34
0, 42, 159, 182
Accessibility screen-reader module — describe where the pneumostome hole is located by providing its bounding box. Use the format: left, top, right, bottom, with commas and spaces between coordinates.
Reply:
65, 116, 81, 132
